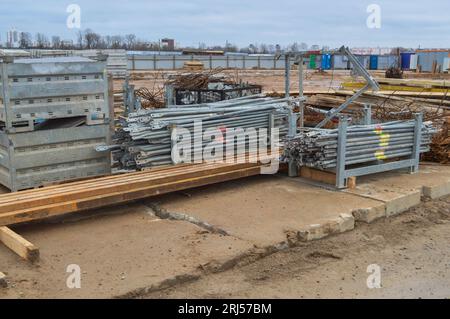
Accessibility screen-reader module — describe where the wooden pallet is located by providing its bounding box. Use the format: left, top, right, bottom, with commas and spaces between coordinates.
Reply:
300, 167, 356, 189
0, 160, 277, 227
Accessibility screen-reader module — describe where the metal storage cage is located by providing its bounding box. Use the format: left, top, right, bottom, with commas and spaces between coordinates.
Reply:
0, 125, 111, 191
0, 56, 110, 133
0, 56, 112, 191
174, 84, 262, 105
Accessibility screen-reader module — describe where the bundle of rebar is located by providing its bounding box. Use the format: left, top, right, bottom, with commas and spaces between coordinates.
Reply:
424, 117, 450, 164
135, 87, 165, 109
166, 68, 230, 90
284, 121, 437, 170
113, 96, 291, 170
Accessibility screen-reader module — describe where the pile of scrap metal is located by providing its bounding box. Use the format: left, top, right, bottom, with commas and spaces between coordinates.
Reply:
304, 92, 448, 125
112, 96, 292, 170
166, 68, 231, 90
135, 87, 165, 109
165, 68, 262, 105
385, 67, 403, 79
283, 120, 437, 170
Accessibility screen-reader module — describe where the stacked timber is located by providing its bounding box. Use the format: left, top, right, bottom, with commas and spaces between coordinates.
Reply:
304, 90, 448, 125
0, 159, 278, 227
341, 78, 450, 93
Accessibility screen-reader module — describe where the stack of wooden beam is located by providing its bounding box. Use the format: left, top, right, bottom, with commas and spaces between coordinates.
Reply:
342, 78, 450, 94
0, 159, 278, 227
304, 90, 448, 124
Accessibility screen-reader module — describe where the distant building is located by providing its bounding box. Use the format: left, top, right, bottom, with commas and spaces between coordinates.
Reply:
351, 47, 392, 55
181, 49, 224, 56
61, 40, 74, 47
6, 28, 20, 48
161, 38, 175, 51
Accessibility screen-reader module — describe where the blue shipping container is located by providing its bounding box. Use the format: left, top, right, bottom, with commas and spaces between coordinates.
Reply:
401, 53, 413, 70
369, 55, 378, 70
321, 54, 331, 70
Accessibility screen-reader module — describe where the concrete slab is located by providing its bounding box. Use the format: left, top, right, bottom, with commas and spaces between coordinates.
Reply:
155, 175, 382, 246
0, 202, 253, 299
1, 164, 449, 298
346, 164, 450, 217
351, 202, 386, 223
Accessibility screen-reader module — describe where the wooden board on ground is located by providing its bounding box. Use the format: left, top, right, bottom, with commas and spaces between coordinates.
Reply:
300, 166, 356, 189
0, 227, 40, 262
0, 160, 282, 227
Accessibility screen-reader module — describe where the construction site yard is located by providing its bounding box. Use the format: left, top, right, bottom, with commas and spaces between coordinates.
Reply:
121, 69, 450, 93
0, 62, 449, 299
1, 163, 450, 299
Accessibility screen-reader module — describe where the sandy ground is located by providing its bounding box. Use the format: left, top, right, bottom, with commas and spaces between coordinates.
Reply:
115, 69, 450, 93
122, 69, 351, 93
144, 196, 450, 299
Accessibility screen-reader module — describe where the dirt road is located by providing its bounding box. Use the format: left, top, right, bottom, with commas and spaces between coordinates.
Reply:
144, 196, 450, 299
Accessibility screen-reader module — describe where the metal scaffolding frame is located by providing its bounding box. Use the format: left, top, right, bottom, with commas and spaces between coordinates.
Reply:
334, 112, 423, 188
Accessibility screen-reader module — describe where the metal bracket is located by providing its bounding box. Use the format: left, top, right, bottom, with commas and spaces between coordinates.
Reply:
316, 46, 380, 129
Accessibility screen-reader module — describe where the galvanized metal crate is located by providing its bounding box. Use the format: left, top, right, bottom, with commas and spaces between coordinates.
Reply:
0, 56, 110, 133
0, 124, 111, 191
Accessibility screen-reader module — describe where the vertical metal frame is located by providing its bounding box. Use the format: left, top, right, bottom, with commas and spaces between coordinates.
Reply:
411, 112, 423, 173
334, 113, 423, 189
336, 115, 348, 188
363, 104, 372, 125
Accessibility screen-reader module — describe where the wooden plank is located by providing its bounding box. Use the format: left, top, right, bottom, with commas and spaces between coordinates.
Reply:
0, 227, 39, 262
300, 167, 356, 189
0, 153, 271, 201
0, 166, 264, 226
0, 162, 261, 213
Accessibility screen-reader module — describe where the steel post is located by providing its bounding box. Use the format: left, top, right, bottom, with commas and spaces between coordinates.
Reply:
411, 112, 423, 173
363, 104, 372, 125
285, 55, 290, 99
336, 115, 348, 188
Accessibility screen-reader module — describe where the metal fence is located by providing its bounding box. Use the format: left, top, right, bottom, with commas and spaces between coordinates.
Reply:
128, 54, 291, 70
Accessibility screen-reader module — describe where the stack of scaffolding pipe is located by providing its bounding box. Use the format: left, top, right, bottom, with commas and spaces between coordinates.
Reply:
113, 96, 290, 170
284, 120, 437, 170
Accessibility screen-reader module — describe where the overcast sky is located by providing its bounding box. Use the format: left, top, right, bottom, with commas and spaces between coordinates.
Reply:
1, 0, 449, 48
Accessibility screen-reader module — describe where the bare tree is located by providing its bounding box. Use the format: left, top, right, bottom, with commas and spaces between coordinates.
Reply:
51, 36, 61, 49
35, 33, 49, 49
77, 30, 84, 49
125, 34, 137, 50
288, 42, 299, 52
225, 41, 238, 53
111, 35, 124, 49
84, 29, 102, 49
248, 44, 258, 54
259, 43, 269, 54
